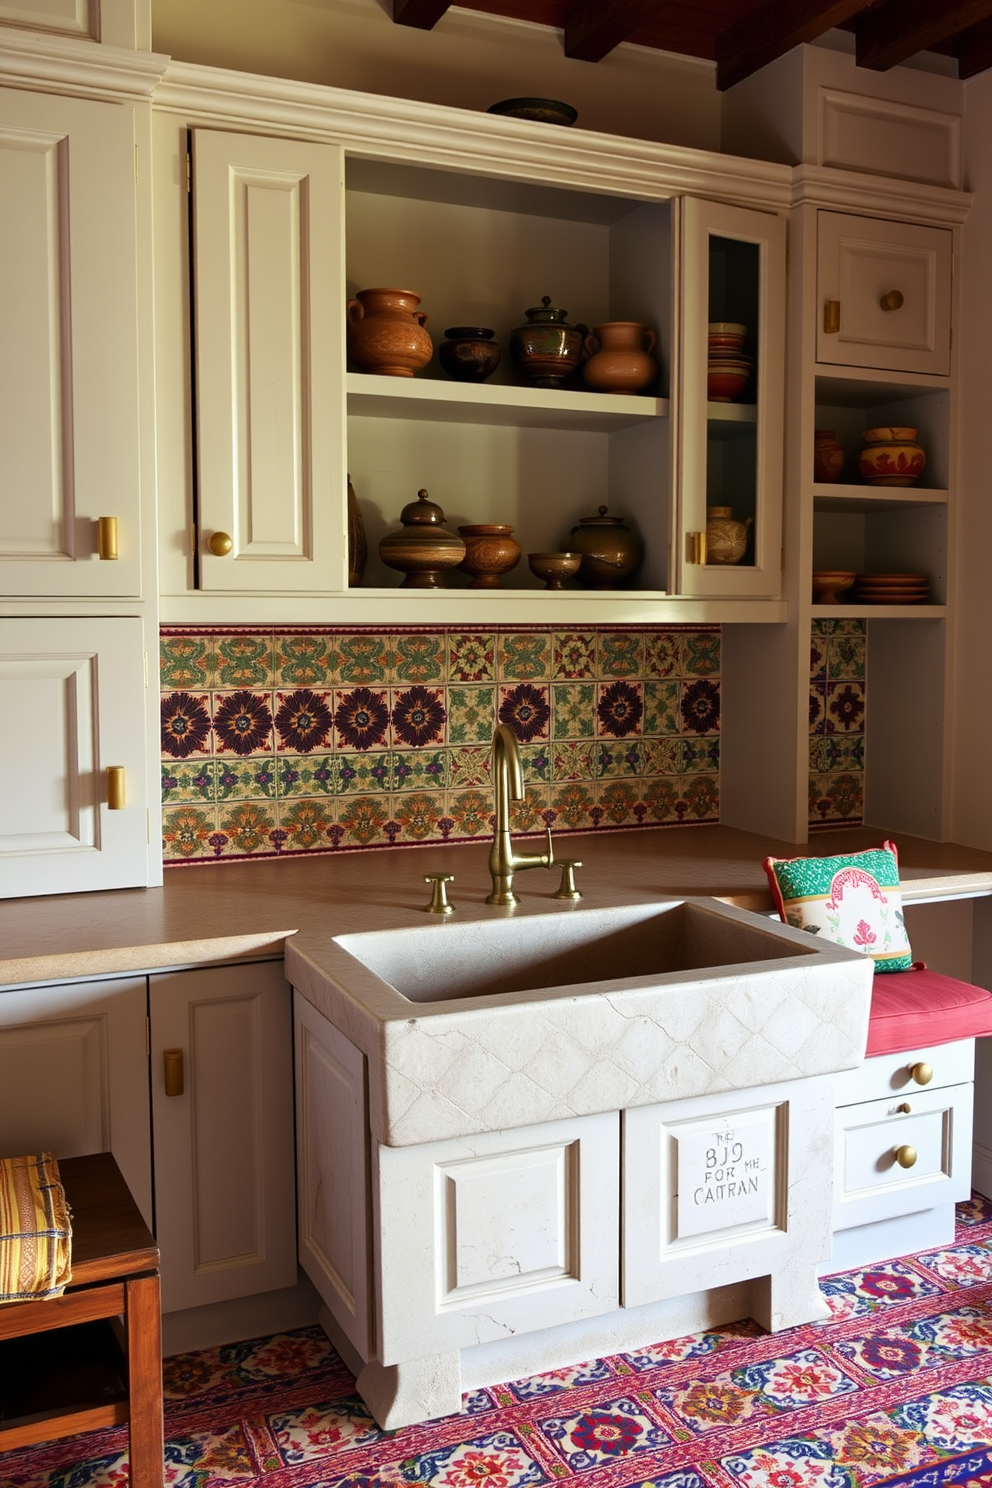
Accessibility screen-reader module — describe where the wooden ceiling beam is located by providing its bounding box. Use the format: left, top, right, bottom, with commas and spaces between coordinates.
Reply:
392, 0, 453, 29
716, 0, 875, 91
856, 0, 992, 70
957, 14, 992, 75
563, 0, 663, 62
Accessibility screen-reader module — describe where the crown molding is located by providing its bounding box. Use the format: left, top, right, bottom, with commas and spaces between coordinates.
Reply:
790, 163, 972, 224
0, 28, 168, 98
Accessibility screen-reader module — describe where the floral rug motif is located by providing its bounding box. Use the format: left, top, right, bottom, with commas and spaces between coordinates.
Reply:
5, 1196, 992, 1488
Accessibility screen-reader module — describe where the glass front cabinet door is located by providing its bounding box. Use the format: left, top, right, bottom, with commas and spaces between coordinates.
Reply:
677, 198, 786, 599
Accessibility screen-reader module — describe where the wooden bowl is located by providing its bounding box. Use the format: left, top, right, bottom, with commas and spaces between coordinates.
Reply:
528, 551, 581, 589
812, 571, 856, 604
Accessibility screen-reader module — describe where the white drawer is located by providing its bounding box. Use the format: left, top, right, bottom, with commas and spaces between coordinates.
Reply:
834, 1079, 973, 1233
834, 1039, 974, 1108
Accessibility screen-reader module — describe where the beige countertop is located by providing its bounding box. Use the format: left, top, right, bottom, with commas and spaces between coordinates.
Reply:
3, 823, 992, 988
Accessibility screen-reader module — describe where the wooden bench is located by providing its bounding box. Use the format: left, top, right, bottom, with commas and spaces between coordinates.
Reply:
0, 1152, 163, 1487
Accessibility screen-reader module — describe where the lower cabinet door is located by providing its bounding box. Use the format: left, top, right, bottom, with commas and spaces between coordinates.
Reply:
834, 1081, 973, 1232
0, 976, 152, 1228
150, 961, 297, 1313
375, 1111, 620, 1366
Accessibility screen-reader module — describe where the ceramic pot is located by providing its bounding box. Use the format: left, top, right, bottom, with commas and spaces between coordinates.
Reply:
708, 321, 748, 354
813, 430, 845, 484
438, 327, 501, 383
346, 287, 433, 377
706, 506, 753, 565
378, 489, 466, 587
347, 475, 367, 587
857, 426, 926, 487
812, 571, 856, 604
567, 504, 643, 588
582, 321, 658, 394
509, 296, 583, 388
527, 552, 581, 589
707, 358, 752, 402
457, 524, 521, 588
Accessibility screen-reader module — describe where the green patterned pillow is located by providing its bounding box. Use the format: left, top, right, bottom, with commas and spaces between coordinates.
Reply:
763, 840, 913, 972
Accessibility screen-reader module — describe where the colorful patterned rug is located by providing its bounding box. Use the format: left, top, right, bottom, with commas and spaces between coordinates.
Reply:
7, 1198, 992, 1488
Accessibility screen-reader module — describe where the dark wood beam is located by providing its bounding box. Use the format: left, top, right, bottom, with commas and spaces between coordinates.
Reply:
564, 0, 662, 62
717, 0, 875, 91
392, 0, 453, 29
856, 0, 992, 70
958, 15, 992, 76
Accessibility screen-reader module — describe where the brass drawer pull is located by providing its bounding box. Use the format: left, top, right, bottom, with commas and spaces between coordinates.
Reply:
105, 766, 126, 811
824, 299, 841, 334
908, 1061, 933, 1086
687, 531, 708, 565
893, 1144, 917, 1169
880, 290, 905, 312
97, 516, 119, 561
163, 1048, 184, 1097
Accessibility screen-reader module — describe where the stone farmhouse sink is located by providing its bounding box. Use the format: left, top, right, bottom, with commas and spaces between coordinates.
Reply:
286, 896, 874, 1147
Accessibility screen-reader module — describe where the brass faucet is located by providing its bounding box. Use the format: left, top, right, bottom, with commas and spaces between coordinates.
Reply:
487, 723, 553, 905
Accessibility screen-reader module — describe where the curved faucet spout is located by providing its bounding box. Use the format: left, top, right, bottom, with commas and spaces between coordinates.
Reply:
487, 724, 553, 906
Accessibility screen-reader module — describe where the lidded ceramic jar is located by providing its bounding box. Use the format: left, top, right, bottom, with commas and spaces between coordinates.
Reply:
378, 489, 466, 587
857, 426, 926, 487
582, 321, 657, 394
567, 504, 643, 588
439, 328, 501, 383
509, 296, 583, 387
457, 524, 521, 587
813, 430, 845, 484
705, 506, 753, 565
346, 288, 433, 377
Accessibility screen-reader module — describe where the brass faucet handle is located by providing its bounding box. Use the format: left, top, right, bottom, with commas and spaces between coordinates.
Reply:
424, 873, 455, 915
545, 824, 554, 866
554, 859, 583, 900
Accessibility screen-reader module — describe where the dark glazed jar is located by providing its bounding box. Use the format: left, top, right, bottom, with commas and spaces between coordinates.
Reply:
438, 327, 501, 383
568, 504, 644, 588
509, 296, 583, 388
378, 489, 466, 588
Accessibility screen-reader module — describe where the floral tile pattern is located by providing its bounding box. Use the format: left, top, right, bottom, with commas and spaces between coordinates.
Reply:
160, 625, 721, 864
809, 618, 866, 829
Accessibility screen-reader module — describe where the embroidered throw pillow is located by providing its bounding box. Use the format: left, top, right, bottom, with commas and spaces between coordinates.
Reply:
763, 840, 913, 972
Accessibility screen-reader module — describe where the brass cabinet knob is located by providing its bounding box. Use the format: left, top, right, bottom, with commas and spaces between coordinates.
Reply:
424, 873, 454, 915
909, 1061, 933, 1086
163, 1048, 184, 1097
880, 289, 905, 312
105, 765, 126, 810
554, 859, 583, 900
823, 299, 841, 334
208, 531, 234, 556
893, 1144, 918, 1169
97, 516, 119, 560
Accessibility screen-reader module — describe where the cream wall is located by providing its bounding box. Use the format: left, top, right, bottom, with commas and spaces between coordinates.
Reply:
151, 0, 721, 150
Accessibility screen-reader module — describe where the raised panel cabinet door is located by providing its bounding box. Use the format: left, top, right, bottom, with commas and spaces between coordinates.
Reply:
817, 212, 952, 375
0, 88, 142, 598
0, 976, 152, 1228
0, 0, 143, 44
677, 197, 786, 599
374, 1111, 619, 1366
192, 129, 347, 594
0, 617, 149, 897
293, 992, 372, 1360
150, 961, 297, 1313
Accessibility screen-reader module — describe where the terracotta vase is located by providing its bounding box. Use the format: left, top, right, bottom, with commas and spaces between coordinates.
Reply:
457, 525, 521, 587
567, 504, 643, 588
705, 506, 753, 565
347, 476, 367, 587
439, 328, 501, 383
378, 489, 465, 587
857, 426, 926, 487
582, 321, 658, 394
346, 288, 433, 377
813, 430, 845, 484
509, 296, 583, 387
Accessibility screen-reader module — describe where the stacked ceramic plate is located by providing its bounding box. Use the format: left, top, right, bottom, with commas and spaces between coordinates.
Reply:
707, 322, 753, 403
851, 572, 930, 604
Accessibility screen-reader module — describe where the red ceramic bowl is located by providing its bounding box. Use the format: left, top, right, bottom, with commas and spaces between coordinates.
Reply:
707, 362, 751, 402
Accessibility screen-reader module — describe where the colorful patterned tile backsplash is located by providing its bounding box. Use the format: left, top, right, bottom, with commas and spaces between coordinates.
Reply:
808, 618, 866, 829
160, 625, 722, 865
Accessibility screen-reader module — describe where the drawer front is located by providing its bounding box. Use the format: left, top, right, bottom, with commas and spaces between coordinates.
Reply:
834, 1080, 972, 1233
817, 211, 952, 376
834, 1039, 974, 1108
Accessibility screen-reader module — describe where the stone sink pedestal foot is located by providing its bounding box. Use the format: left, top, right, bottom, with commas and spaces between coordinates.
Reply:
357, 1352, 462, 1430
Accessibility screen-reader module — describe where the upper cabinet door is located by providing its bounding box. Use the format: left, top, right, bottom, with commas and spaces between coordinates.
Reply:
677, 198, 786, 600
0, 89, 142, 598
192, 129, 347, 594
817, 211, 952, 376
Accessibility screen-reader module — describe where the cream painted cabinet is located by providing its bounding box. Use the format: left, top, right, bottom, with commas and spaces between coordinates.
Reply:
0, 617, 149, 897
150, 960, 297, 1313
191, 129, 347, 594
0, 86, 143, 600
0, 976, 152, 1228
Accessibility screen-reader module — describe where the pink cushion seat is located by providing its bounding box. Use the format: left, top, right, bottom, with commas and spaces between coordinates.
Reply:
865, 967, 992, 1057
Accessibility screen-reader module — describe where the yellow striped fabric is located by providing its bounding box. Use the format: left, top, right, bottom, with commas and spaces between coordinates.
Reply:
0, 1153, 72, 1304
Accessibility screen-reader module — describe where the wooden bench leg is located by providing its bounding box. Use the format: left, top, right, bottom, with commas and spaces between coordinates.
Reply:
125, 1273, 164, 1488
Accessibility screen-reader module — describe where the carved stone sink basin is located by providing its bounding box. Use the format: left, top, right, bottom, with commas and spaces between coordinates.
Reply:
286, 896, 873, 1147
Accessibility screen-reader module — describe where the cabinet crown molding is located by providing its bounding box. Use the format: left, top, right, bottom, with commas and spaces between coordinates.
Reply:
0, 28, 169, 98
790, 164, 971, 226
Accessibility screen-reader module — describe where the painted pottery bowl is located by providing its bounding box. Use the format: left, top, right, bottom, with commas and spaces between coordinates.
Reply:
857, 427, 926, 487
528, 552, 581, 589
707, 359, 752, 402
708, 321, 748, 353
439, 327, 501, 383
812, 571, 856, 604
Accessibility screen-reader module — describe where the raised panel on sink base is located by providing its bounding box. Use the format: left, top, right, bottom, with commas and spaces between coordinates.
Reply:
821, 1202, 956, 1276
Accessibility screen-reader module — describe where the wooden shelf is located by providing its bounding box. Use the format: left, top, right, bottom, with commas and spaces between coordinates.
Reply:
346, 373, 668, 431
707, 402, 757, 438
812, 484, 949, 512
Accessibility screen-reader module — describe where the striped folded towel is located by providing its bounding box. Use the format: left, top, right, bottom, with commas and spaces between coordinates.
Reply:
0, 1153, 72, 1304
